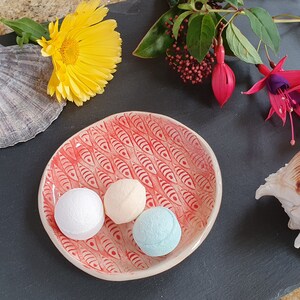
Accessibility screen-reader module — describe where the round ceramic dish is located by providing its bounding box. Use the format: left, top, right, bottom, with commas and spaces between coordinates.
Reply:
38, 111, 222, 281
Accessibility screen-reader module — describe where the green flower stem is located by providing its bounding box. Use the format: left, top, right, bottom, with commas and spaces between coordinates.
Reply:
256, 39, 262, 52
264, 44, 272, 63
272, 13, 300, 23
208, 9, 237, 13
214, 12, 231, 30
273, 19, 300, 23
223, 12, 239, 28
273, 14, 300, 19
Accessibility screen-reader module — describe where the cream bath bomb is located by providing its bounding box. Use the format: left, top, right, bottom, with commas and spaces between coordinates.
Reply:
104, 179, 146, 224
54, 188, 104, 240
133, 206, 182, 257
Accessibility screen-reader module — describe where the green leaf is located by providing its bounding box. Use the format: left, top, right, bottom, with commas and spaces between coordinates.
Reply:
186, 14, 215, 63
226, 22, 262, 64
133, 7, 181, 58
188, 12, 201, 26
245, 7, 280, 53
238, 0, 244, 5
172, 11, 193, 39
16, 32, 31, 47
178, 3, 193, 10
225, 0, 238, 7
0, 17, 49, 42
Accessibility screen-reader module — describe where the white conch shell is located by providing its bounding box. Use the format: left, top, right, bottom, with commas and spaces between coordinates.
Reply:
256, 152, 300, 248
0, 44, 65, 148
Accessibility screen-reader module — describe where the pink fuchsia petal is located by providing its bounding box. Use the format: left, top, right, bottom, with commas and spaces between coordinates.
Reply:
293, 105, 300, 116
289, 91, 300, 105
242, 77, 268, 95
284, 85, 300, 108
268, 91, 287, 124
272, 56, 288, 72
243, 57, 288, 95
212, 63, 235, 107
278, 71, 300, 90
266, 107, 275, 121
287, 84, 300, 93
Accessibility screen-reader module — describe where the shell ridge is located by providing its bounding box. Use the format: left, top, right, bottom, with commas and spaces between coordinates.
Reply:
0, 44, 65, 148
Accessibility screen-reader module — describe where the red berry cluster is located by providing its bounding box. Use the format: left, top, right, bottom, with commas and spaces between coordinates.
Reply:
165, 17, 215, 84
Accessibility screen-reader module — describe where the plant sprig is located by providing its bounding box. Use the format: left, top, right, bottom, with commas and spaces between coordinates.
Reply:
0, 17, 49, 47
133, 0, 295, 65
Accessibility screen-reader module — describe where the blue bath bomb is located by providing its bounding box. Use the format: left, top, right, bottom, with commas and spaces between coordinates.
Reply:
133, 206, 182, 257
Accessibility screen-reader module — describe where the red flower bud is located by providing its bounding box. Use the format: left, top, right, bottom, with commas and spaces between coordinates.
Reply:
215, 44, 225, 64
212, 45, 236, 107
257, 64, 270, 76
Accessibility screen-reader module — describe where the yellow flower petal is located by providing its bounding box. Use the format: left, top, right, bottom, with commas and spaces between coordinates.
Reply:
75, 0, 101, 15
47, 71, 60, 96
70, 66, 102, 92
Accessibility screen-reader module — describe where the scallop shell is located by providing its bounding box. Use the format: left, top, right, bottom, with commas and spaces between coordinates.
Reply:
256, 152, 300, 248
0, 44, 65, 148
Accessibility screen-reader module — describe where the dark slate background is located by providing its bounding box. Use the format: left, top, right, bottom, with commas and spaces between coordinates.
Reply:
1, 0, 300, 299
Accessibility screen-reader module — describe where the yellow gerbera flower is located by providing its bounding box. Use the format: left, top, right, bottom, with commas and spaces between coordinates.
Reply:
37, 0, 122, 106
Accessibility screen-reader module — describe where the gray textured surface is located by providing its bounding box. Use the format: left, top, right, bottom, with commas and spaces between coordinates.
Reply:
1, 0, 300, 299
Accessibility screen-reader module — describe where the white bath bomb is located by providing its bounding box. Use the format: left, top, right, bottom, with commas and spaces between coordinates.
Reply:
54, 188, 104, 240
104, 179, 146, 224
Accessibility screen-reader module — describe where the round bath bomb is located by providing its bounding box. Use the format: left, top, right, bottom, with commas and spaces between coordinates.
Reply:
54, 188, 104, 240
104, 179, 146, 224
133, 206, 182, 257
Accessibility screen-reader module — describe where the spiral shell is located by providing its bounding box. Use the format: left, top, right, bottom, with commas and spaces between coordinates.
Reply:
256, 152, 300, 248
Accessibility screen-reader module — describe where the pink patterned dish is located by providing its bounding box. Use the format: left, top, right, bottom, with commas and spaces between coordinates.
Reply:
38, 111, 222, 280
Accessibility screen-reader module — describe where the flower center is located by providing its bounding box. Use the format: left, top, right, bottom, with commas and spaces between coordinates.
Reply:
60, 39, 79, 65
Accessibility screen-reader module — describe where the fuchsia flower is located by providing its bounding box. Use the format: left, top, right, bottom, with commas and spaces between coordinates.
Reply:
243, 56, 300, 145
212, 43, 236, 107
